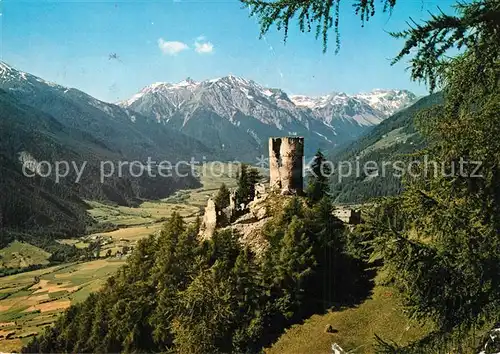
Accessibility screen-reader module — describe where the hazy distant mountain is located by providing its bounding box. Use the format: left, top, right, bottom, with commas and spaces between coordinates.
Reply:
120, 76, 416, 160
353, 89, 417, 117
291, 89, 416, 123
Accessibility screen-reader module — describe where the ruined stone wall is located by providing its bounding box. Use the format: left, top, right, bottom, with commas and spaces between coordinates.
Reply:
332, 209, 361, 224
199, 198, 217, 239
269, 137, 304, 194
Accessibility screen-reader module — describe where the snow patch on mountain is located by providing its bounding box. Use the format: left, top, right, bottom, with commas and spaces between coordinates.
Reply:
354, 89, 417, 117
0, 61, 63, 90
290, 89, 416, 117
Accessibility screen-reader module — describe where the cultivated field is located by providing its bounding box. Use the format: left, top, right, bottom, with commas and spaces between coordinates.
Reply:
0, 242, 51, 269
0, 162, 242, 352
87, 162, 240, 228
83, 163, 240, 245
164, 161, 241, 207
0, 259, 125, 352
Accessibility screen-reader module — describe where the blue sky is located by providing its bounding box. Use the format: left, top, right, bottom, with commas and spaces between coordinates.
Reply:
0, 0, 456, 102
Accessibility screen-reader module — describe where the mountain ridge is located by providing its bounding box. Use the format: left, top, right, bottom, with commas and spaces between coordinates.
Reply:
0, 62, 217, 245
329, 92, 444, 203
119, 75, 417, 160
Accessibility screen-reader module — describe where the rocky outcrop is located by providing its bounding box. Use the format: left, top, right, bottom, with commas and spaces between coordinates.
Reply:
226, 216, 270, 255
248, 193, 270, 221
200, 136, 303, 251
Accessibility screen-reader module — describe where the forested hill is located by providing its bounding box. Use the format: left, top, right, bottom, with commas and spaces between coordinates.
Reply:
0, 71, 214, 248
0, 89, 94, 244
22, 196, 372, 354
330, 92, 444, 203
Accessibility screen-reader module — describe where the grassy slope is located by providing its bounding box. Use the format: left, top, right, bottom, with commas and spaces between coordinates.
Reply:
0, 242, 51, 269
267, 285, 432, 354
358, 127, 415, 158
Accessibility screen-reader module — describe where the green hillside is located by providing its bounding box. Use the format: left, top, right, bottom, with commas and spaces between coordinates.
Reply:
330, 92, 444, 204
0, 86, 207, 251
0, 241, 51, 269
267, 284, 433, 354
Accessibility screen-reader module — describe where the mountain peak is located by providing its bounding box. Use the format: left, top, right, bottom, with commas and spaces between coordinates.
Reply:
118, 73, 418, 156
120, 74, 416, 133
140, 78, 200, 92
177, 77, 198, 86
219, 75, 251, 85
354, 89, 417, 117
0, 61, 67, 92
147, 82, 169, 89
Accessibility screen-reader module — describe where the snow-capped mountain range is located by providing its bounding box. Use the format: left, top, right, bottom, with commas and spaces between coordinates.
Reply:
0, 61, 212, 162
290, 89, 413, 118
119, 76, 416, 159
0, 60, 416, 161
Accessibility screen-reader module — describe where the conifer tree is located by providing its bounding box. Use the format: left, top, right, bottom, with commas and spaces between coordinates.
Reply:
214, 183, 231, 226
306, 149, 331, 204
172, 265, 237, 354
149, 213, 197, 349
307, 197, 345, 307
236, 164, 261, 207
230, 247, 265, 351
152, 213, 186, 286
367, 1, 500, 350
246, 1, 500, 349
242, 0, 398, 53
214, 183, 231, 211
276, 216, 316, 318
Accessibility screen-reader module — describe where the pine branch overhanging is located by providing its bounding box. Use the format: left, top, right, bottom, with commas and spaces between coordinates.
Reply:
241, 0, 397, 53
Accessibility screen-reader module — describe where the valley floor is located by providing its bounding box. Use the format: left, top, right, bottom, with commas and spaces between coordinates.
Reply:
0, 163, 239, 352
0, 259, 125, 351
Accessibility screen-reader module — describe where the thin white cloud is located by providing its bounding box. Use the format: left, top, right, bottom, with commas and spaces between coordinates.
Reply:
158, 38, 189, 55
194, 37, 214, 54
195, 42, 214, 54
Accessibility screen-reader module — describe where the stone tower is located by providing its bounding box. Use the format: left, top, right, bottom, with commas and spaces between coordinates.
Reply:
269, 137, 304, 195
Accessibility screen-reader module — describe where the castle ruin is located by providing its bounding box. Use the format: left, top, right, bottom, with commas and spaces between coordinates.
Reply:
269, 137, 304, 195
